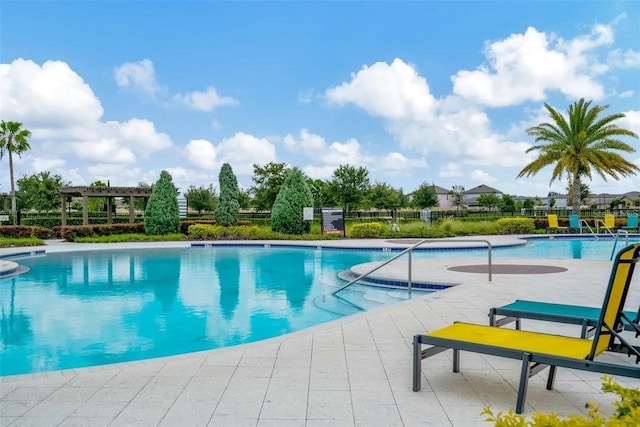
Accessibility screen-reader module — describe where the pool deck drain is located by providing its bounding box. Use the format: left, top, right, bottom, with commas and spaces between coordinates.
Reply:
1, 236, 639, 426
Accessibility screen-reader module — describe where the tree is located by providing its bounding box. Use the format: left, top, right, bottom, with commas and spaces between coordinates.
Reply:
566, 182, 590, 208
366, 182, 404, 210
449, 185, 465, 210
271, 168, 314, 234
185, 184, 217, 214
0, 121, 31, 218
517, 98, 639, 214
215, 163, 240, 226
87, 181, 115, 212
523, 199, 534, 209
500, 194, 516, 212
307, 178, 337, 208
144, 170, 180, 235
411, 182, 439, 209
330, 164, 370, 212
16, 171, 68, 212
236, 188, 252, 210
549, 197, 556, 208
250, 162, 291, 211
477, 193, 501, 210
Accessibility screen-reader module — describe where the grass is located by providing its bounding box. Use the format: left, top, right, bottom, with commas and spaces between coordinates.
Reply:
0, 237, 46, 247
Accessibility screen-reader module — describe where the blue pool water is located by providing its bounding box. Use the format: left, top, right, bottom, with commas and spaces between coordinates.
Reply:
0, 247, 396, 376
1, 238, 635, 376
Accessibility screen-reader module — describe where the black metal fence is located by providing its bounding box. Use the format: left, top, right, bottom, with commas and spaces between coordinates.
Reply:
1, 208, 637, 228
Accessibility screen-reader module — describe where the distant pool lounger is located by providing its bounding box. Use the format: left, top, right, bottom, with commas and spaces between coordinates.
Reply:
489, 300, 640, 338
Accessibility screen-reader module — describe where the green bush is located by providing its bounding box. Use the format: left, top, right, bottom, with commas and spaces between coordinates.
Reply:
75, 233, 186, 243
271, 168, 314, 235
483, 376, 640, 426
494, 218, 535, 234
144, 170, 180, 235
0, 225, 52, 239
215, 163, 240, 226
350, 222, 383, 238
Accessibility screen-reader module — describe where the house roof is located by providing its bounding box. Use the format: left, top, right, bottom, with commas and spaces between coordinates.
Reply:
464, 184, 501, 195
433, 185, 450, 194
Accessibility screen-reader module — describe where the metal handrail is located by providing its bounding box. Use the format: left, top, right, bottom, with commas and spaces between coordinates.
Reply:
579, 219, 598, 240
610, 229, 630, 261
594, 219, 614, 236
332, 239, 492, 297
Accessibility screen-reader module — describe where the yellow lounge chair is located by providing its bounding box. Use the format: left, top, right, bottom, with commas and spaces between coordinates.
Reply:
547, 214, 568, 233
413, 242, 640, 414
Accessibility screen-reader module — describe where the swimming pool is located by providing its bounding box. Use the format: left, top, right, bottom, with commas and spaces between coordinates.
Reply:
0, 247, 413, 376
1, 238, 635, 376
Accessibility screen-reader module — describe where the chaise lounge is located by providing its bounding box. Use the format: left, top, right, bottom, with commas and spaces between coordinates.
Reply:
413, 242, 640, 414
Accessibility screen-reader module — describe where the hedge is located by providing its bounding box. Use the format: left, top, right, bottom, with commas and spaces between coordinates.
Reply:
0, 225, 52, 239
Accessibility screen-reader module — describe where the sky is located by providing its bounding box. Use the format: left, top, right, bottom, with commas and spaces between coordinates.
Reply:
1, 1, 639, 199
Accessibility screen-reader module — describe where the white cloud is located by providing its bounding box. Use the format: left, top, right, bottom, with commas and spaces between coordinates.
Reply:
30, 157, 65, 174
608, 49, 640, 68
0, 58, 104, 126
283, 129, 428, 179
439, 162, 464, 178
325, 58, 436, 121
114, 59, 162, 95
0, 59, 173, 171
619, 110, 640, 136
185, 139, 217, 169
216, 132, 276, 175
452, 24, 610, 107
184, 132, 276, 176
175, 86, 238, 111
619, 90, 635, 98
469, 169, 497, 182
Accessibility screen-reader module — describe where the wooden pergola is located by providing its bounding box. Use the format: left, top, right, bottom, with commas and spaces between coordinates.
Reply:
59, 186, 153, 226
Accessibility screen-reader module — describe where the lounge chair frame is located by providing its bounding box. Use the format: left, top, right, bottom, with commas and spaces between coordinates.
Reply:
413, 243, 640, 414
489, 300, 640, 339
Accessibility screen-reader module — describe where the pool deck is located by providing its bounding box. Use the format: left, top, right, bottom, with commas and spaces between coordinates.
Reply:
1, 236, 640, 426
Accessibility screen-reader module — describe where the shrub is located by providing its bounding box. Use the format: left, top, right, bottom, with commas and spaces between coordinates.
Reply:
494, 218, 535, 234
215, 163, 240, 226
0, 225, 51, 239
482, 376, 640, 426
271, 168, 314, 235
55, 223, 145, 241
350, 222, 383, 238
144, 170, 180, 235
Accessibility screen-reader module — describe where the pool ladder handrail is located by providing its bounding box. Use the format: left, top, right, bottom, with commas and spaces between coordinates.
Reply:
331, 239, 493, 297
594, 219, 614, 237
610, 229, 630, 261
579, 219, 598, 240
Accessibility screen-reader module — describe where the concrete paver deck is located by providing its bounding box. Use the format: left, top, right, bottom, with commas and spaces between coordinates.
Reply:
1, 237, 639, 426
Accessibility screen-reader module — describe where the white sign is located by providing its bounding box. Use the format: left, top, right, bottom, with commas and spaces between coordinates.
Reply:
303, 207, 314, 221
0, 215, 9, 221
177, 197, 188, 218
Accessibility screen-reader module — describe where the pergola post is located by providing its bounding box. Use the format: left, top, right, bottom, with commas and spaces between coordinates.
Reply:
106, 196, 112, 224
61, 196, 67, 226
129, 196, 135, 223
82, 195, 89, 225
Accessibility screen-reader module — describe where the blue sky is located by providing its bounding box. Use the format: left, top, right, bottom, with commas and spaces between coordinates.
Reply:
1, 1, 639, 199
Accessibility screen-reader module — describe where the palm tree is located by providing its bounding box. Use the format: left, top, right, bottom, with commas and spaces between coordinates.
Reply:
0, 121, 32, 220
517, 99, 639, 214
